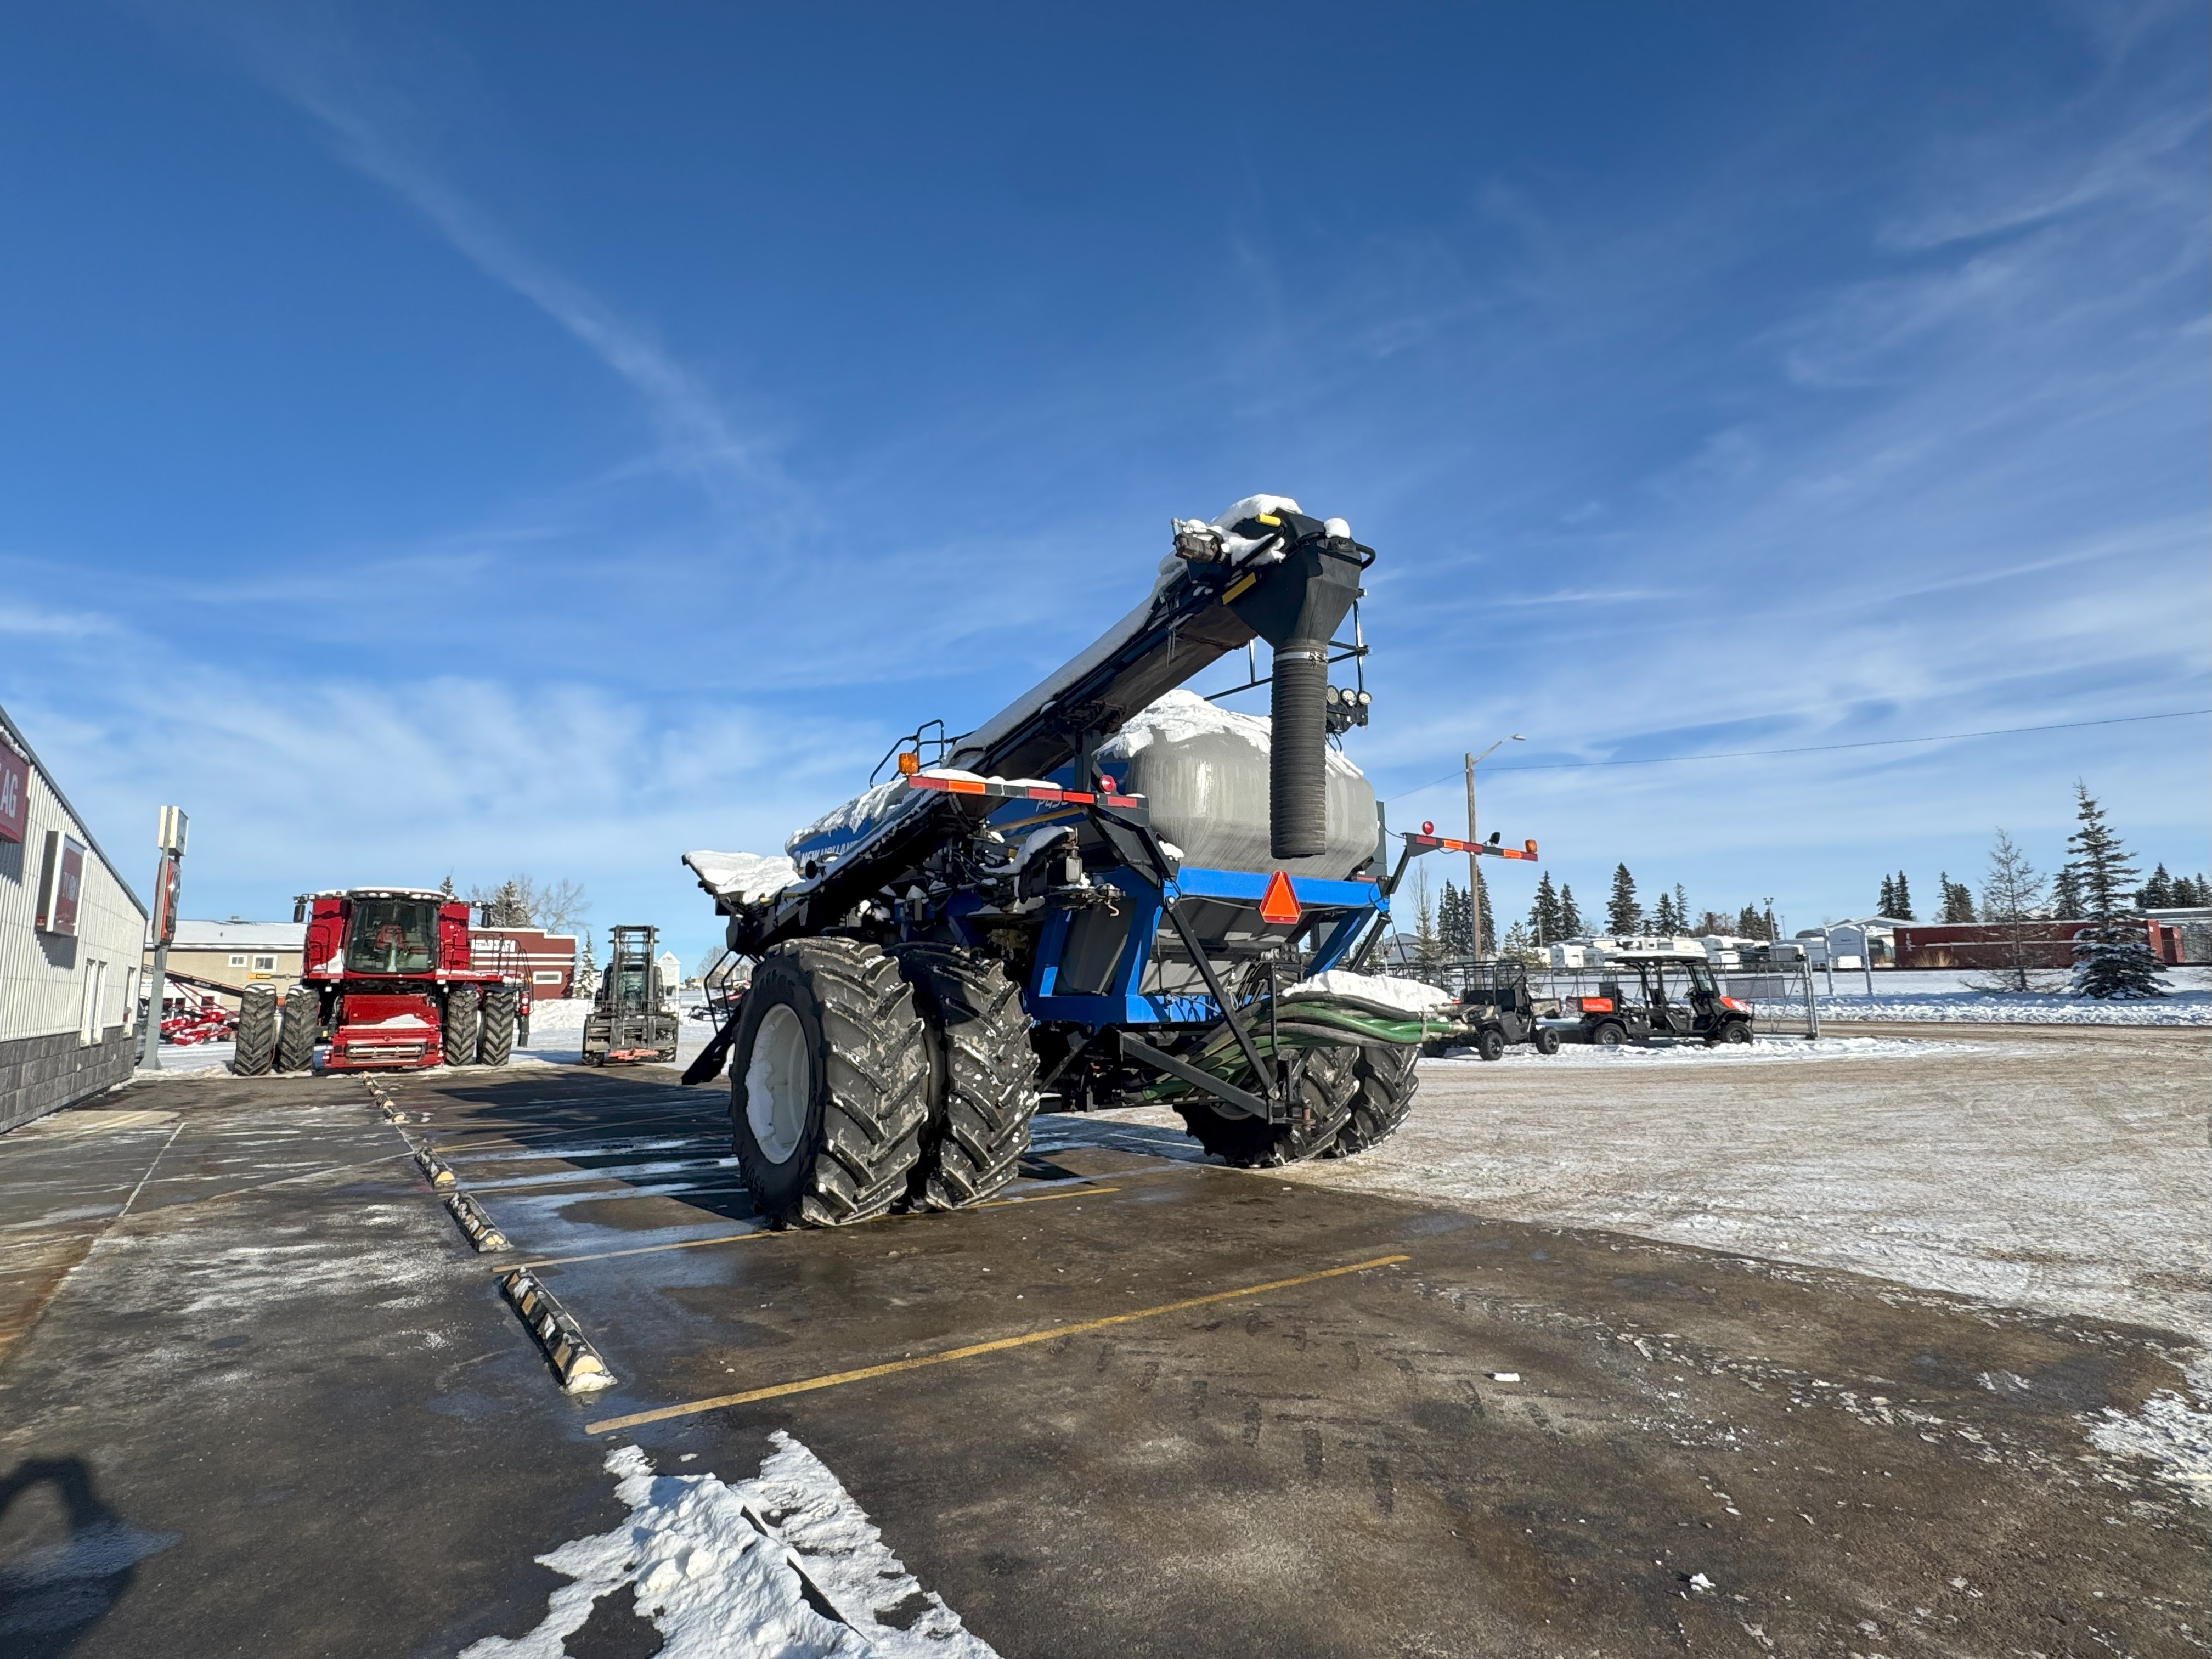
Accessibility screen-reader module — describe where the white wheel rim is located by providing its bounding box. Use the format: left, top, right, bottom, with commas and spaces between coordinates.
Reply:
744, 1003, 812, 1165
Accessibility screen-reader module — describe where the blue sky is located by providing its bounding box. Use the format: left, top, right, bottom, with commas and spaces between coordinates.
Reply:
3, 1, 2205, 966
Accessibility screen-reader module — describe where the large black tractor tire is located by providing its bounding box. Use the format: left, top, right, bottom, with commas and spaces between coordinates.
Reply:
1175, 1047, 1355, 1169
891, 943, 1039, 1210
232, 984, 277, 1076
274, 985, 320, 1074
731, 938, 928, 1227
1325, 1042, 1418, 1158
442, 984, 481, 1068
479, 988, 517, 1068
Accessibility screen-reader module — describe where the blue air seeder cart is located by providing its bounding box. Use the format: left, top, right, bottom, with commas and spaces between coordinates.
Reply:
684, 498, 1535, 1226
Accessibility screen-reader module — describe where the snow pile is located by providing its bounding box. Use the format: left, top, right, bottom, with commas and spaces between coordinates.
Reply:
1099, 689, 1365, 781
1286, 970, 1454, 1018
521, 997, 594, 1032
1430, 1035, 1979, 1066
463, 1436, 998, 1658
1818, 992, 2210, 1026
686, 850, 800, 906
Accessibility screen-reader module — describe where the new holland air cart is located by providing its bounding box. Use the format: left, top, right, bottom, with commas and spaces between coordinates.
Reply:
685, 498, 1535, 1225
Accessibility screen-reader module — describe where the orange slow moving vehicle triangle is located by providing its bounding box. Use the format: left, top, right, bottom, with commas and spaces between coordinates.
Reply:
1259, 870, 1302, 926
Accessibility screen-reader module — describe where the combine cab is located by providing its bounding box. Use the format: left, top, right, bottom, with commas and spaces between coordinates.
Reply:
232, 888, 523, 1074
582, 925, 680, 1064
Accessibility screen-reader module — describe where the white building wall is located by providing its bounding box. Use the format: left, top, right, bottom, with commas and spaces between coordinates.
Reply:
0, 749, 145, 1042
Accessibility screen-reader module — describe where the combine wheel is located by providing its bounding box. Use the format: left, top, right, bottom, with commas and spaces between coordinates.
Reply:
891, 944, 1039, 1210
274, 985, 320, 1073
731, 938, 928, 1226
232, 983, 276, 1076
1324, 1042, 1418, 1158
443, 984, 481, 1068
479, 987, 517, 1067
1175, 1047, 1353, 1168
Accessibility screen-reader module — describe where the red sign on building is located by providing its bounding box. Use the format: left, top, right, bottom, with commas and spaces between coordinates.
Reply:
0, 745, 26, 844
36, 831, 85, 936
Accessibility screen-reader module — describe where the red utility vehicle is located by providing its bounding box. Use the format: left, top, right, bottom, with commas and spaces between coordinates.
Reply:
236, 888, 524, 1074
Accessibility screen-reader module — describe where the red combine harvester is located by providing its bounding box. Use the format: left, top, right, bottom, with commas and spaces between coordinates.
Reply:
238, 888, 523, 1074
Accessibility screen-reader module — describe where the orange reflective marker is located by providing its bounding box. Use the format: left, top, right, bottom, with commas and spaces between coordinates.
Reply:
1259, 870, 1302, 926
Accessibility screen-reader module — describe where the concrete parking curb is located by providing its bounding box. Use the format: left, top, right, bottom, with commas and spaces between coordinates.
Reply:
445, 1189, 511, 1252
411, 1143, 456, 1189
499, 1269, 616, 1392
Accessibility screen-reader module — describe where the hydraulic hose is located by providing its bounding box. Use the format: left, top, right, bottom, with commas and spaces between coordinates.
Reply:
1269, 646, 1331, 860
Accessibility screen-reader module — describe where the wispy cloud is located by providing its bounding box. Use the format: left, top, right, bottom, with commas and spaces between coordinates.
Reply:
168, 0, 781, 504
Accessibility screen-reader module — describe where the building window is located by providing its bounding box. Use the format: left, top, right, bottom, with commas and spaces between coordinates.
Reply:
81, 961, 108, 1045
253, 955, 276, 972
533, 970, 565, 984
229, 953, 247, 967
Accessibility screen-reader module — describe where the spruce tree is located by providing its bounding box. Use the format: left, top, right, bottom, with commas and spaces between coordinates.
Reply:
1674, 884, 1690, 933
2065, 783, 2165, 999
1475, 873, 1494, 958
1559, 884, 1583, 938
1439, 882, 1474, 959
1735, 902, 1764, 939
1878, 874, 1897, 916
1530, 872, 1561, 944
2140, 864, 2174, 907
1649, 887, 1679, 934
1938, 873, 1976, 923
1605, 864, 1641, 936
2052, 864, 2085, 919
1891, 871, 1916, 920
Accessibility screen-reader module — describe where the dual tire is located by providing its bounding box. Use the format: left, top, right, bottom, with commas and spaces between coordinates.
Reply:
731, 939, 1043, 1226
232, 984, 278, 1076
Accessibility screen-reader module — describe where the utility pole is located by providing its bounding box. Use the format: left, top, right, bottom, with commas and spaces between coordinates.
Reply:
1463, 735, 1525, 958
139, 806, 187, 1071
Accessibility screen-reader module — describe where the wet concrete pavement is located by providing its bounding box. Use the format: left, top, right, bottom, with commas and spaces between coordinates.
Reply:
0, 1063, 2202, 1656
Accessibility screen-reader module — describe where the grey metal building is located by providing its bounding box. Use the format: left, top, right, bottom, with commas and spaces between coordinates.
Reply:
0, 705, 148, 1132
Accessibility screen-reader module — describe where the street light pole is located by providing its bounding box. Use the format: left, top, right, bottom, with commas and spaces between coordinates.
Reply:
1463, 735, 1525, 957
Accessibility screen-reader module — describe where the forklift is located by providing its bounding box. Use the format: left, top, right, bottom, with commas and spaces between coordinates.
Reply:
1553, 948, 1754, 1048
581, 925, 680, 1064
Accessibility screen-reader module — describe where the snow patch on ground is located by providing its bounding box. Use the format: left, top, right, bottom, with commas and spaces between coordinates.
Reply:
1819, 992, 2210, 1026
1431, 1036, 1982, 1066
464, 1436, 998, 1658
521, 997, 595, 1032
2087, 1373, 2212, 1509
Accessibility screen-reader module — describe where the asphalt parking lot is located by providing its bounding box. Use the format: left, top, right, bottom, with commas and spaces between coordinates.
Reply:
1, 1058, 2203, 1657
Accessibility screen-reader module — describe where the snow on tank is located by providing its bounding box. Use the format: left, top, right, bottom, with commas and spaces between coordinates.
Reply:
1096, 690, 1377, 882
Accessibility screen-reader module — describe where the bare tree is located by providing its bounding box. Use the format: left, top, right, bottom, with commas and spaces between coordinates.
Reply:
1979, 827, 2045, 993
467, 873, 590, 935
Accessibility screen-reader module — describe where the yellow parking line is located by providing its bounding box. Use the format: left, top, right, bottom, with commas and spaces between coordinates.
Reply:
504, 1183, 1124, 1270
585, 1252, 1410, 1434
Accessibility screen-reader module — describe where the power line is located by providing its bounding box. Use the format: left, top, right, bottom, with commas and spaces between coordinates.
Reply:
1383, 708, 2211, 804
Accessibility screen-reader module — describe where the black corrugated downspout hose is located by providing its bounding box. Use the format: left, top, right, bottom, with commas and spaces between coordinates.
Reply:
1269, 645, 1331, 859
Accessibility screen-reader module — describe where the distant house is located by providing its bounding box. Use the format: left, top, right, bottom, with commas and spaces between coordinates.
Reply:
148, 919, 307, 1009
656, 950, 684, 991
1, 704, 149, 1132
